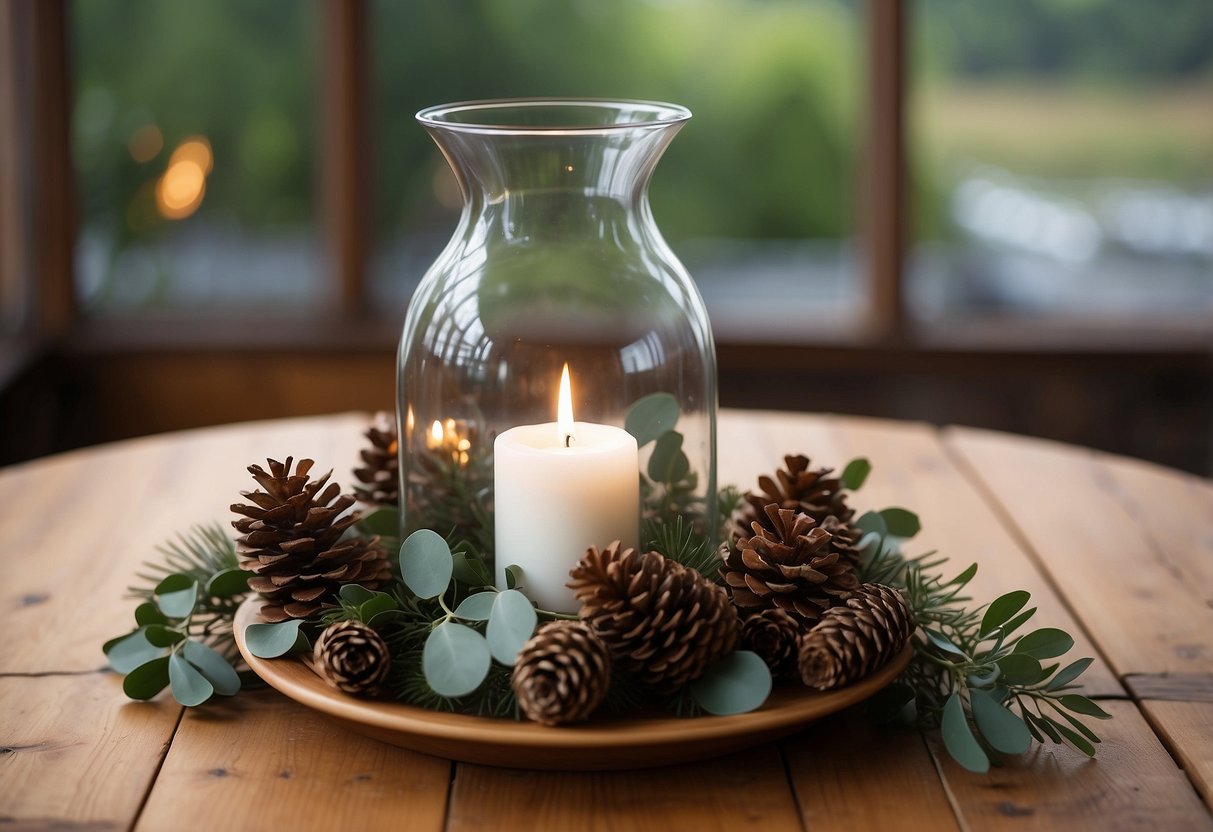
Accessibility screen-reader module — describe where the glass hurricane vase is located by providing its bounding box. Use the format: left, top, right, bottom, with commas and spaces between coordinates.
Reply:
397, 99, 717, 606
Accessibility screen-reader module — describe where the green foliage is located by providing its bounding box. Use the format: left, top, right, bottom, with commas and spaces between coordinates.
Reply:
106, 524, 252, 706
642, 514, 720, 580
624, 392, 680, 447
244, 620, 305, 659
688, 651, 772, 716
864, 540, 1108, 771
841, 457, 871, 490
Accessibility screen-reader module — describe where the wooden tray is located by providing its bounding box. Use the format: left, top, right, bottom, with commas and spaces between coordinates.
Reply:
235, 598, 911, 770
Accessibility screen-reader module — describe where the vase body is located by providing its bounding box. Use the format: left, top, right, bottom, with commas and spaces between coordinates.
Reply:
397, 99, 717, 570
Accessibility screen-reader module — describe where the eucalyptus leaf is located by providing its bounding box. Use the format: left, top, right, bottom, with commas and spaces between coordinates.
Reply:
1054, 708, 1102, 743
648, 431, 689, 483
359, 507, 401, 537
840, 457, 871, 490
451, 552, 493, 587
134, 602, 167, 627
486, 589, 538, 665
453, 591, 498, 621
1016, 628, 1074, 660
107, 628, 167, 673
878, 508, 920, 538
156, 578, 199, 619
423, 622, 491, 697
1000, 607, 1038, 637
154, 573, 194, 594
205, 567, 253, 598
947, 563, 979, 587
145, 624, 185, 648
855, 511, 887, 537
970, 689, 1031, 755
980, 590, 1031, 637
103, 630, 135, 655
169, 652, 214, 706
941, 692, 988, 773
399, 529, 453, 599
505, 564, 523, 591
922, 627, 967, 659
245, 619, 303, 658
997, 653, 1044, 685
339, 584, 377, 606
689, 651, 772, 715
123, 657, 170, 700
1029, 711, 1062, 743
183, 640, 241, 696
358, 593, 399, 622
1047, 657, 1094, 691
624, 392, 680, 446
1051, 720, 1096, 756
1058, 695, 1112, 719
966, 665, 1001, 688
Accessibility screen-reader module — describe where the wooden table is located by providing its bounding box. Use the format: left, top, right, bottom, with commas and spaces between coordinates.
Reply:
3, 410, 1212, 831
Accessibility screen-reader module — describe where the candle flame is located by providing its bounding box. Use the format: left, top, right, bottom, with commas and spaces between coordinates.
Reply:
557, 363, 575, 447
430, 420, 444, 444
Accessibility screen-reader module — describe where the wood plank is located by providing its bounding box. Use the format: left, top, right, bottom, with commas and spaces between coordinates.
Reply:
1141, 700, 1213, 811
446, 746, 802, 832
827, 415, 1122, 696
784, 707, 959, 832
136, 690, 451, 832
929, 700, 1213, 831
1125, 674, 1213, 703
945, 427, 1213, 677
0, 413, 371, 673
0, 673, 180, 829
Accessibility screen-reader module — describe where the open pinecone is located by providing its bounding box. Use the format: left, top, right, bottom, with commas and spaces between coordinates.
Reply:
741, 608, 801, 679
723, 504, 860, 625
513, 621, 612, 726
232, 458, 391, 622
352, 411, 399, 508
313, 620, 391, 695
734, 454, 854, 540
799, 583, 915, 690
568, 541, 739, 693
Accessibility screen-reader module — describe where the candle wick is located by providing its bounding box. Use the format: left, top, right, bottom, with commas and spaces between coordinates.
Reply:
564, 433, 572, 448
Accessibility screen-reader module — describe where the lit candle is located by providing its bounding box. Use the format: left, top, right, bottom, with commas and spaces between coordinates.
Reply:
494, 364, 639, 612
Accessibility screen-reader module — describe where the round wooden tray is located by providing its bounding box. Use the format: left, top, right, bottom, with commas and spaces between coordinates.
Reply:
235, 598, 911, 770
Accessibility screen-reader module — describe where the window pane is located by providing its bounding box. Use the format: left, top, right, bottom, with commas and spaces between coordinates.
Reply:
911, 0, 1213, 325
71, 1, 320, 313
371, 0, 861, 337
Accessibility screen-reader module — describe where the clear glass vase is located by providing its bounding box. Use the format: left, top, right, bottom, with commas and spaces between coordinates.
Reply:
397, 99, 717, 611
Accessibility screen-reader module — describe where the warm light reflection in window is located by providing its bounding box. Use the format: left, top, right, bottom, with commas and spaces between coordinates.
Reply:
155, 136, 213, 220
127, 124, 163, 163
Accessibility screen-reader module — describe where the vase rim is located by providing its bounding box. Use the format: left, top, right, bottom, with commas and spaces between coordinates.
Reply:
416, 98, 692, 135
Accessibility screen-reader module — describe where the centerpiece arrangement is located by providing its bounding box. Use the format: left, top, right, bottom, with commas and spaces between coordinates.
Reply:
102, 99, 1108, 774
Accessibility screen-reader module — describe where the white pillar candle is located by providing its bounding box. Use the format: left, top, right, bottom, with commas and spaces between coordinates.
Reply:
493, 366, 639, 613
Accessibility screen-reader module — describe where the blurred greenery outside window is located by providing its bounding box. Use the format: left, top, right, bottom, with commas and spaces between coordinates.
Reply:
911, 0, 1213, 323
68, 0, 1212, 330
71, 0, 320, 313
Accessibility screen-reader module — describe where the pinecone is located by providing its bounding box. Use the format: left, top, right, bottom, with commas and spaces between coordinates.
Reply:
232, 458, 391, 622
821, 515, 864, 571
568, 541, 740, 693
741, 608, 801, 679
313, 620, 391, 695
734, 454, 854, 540
512, 621, 612, 726
799, 583, 915, 690
353, 412, 399, 508
723, 505, 860, 625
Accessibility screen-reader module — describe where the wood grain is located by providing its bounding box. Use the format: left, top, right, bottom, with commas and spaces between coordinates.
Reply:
827, 414, 1122, 696
136, 689, 451, 832
0, 413, 370, 673
784, 707, 959, 832
930, 700, 1213, 831
1125, 674, 1213, 703
0, 673, 180, 829
945, 427, 1213, 677
1141, 700, 1213, 811
447, 745, 801, 832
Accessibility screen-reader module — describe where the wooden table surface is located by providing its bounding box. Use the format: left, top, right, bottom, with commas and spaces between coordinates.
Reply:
3, 410, 1212, 831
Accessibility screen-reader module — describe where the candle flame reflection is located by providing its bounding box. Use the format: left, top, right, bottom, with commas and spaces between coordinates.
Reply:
557, 363, 575, 448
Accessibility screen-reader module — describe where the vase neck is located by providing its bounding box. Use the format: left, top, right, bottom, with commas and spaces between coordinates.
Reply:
418, 100, 690, 211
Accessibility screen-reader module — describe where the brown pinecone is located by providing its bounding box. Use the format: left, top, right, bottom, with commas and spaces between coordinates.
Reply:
568, 541, 740, 693
353, 411, 399, 508
512, 621, 612, 726
821, 515, 864, 571
741, 608, 801, 679
232, 457, 391, 622
313, 620, 391, 695
734, 454, 854, 540
723, 504, 860, 625
799, 583, 915, 690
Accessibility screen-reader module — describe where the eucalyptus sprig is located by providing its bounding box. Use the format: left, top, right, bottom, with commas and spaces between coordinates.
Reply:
103, 524, 252, 705
857, 510, 1110, 772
